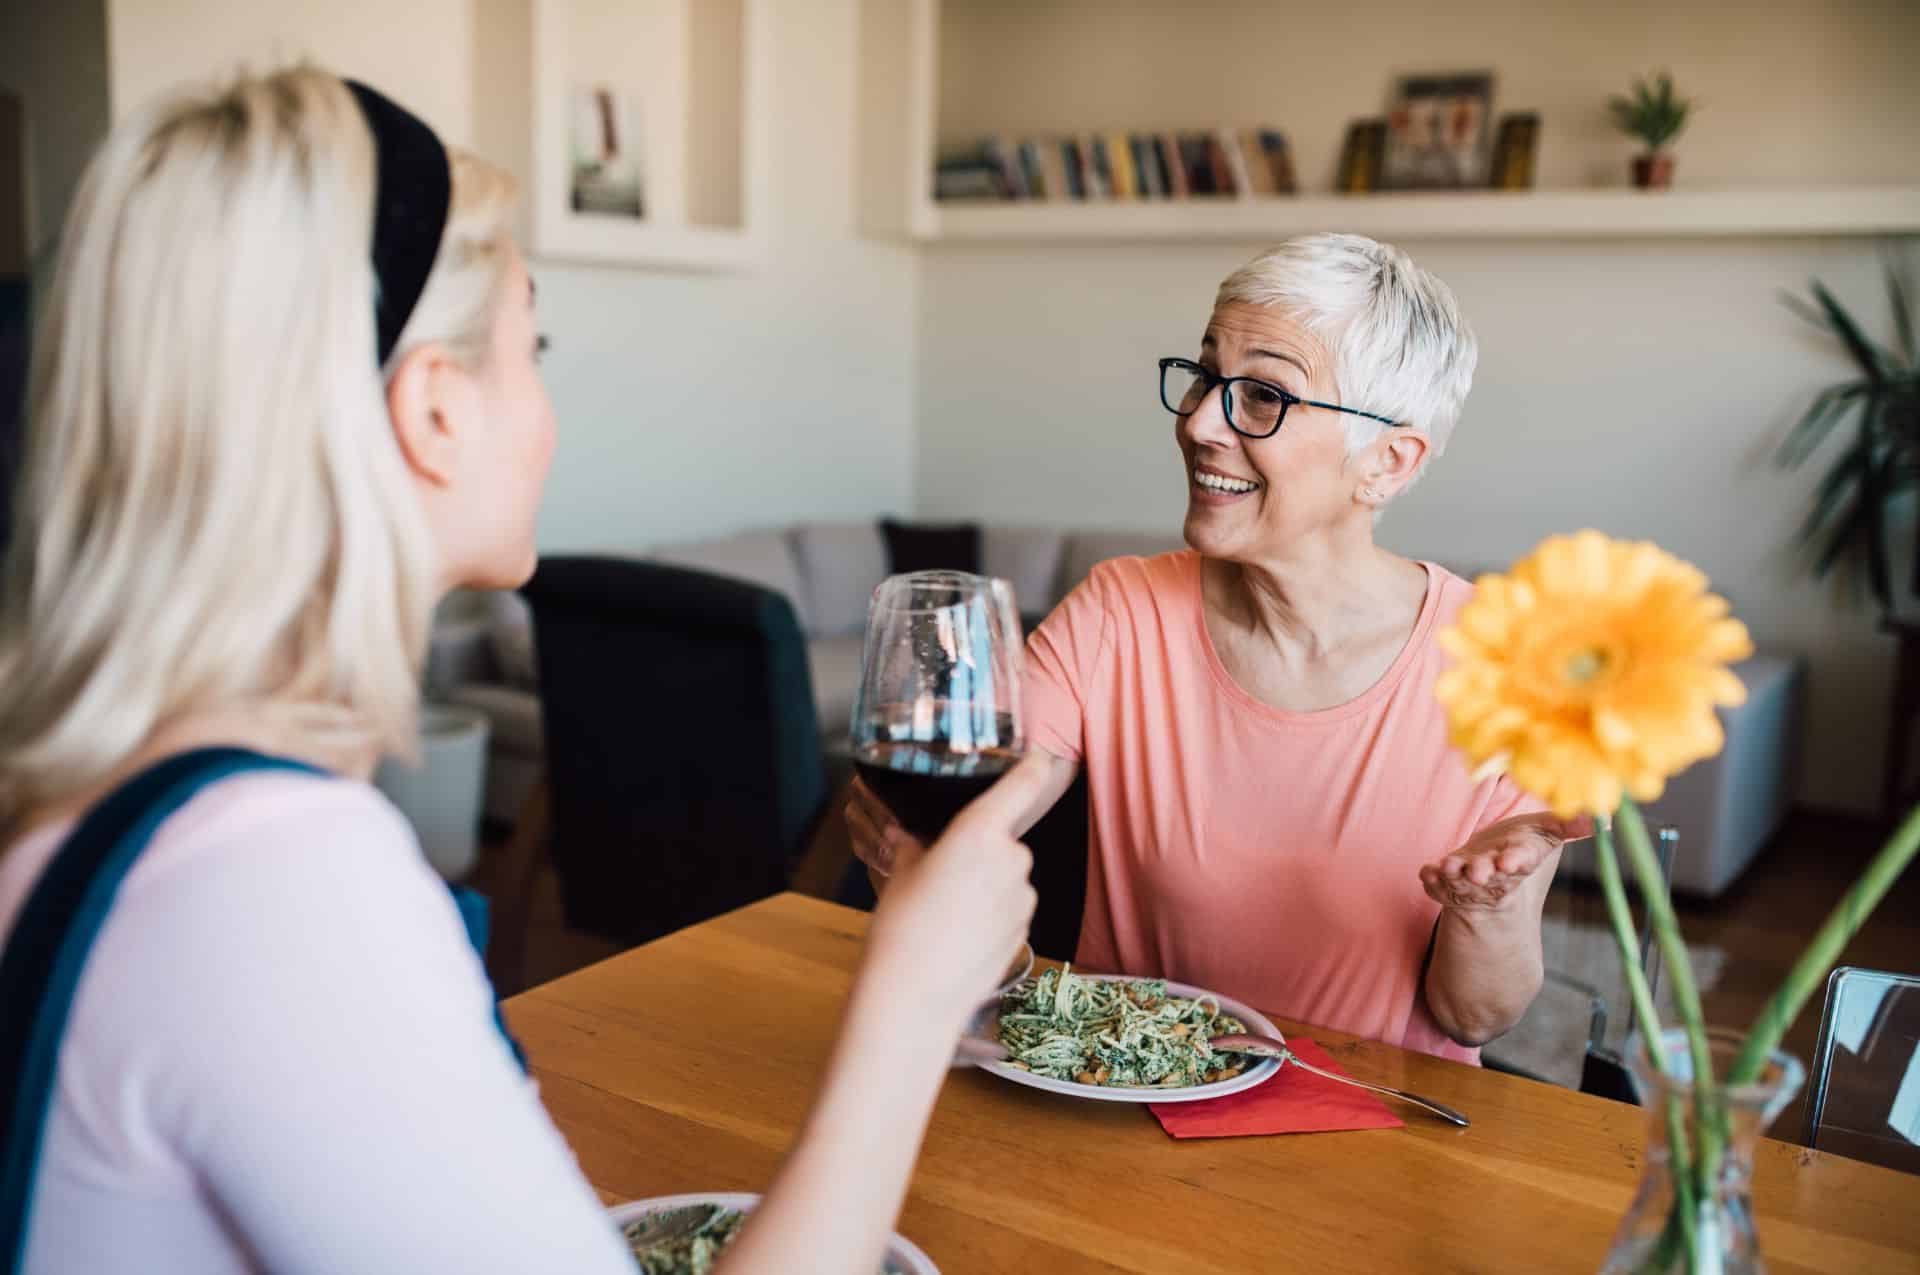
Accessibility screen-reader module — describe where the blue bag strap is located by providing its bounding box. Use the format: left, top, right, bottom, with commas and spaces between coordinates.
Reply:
0, 747, 522, 1275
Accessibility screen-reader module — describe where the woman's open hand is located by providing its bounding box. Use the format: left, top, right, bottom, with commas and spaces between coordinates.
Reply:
1418, 812, 1594, 914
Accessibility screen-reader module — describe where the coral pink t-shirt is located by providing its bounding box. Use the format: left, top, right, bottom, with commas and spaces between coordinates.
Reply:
1023, 551, 1535, 1064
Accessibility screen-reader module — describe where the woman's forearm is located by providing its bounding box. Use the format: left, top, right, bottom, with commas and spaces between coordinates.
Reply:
1422, 872, 1555, 1047
713, 961, 962, 1275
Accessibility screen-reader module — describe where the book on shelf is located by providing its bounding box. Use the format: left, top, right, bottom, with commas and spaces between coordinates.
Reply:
1131, 135, 1159, 198
932, 126, 1304, 202
1215, 127, 1251, 196
1105, 131, 1137, 198
1236, 130, 1275, 196
1061, 138, 1087, 198
1157, 134, 1188, 198
1177, 134, 1213, 195
1208, 133, 1240, 195
982, 136, 1023, 197
1258, 130, 1297, 194
1086, 135, 1114, 199
1037, 139, 1069, 202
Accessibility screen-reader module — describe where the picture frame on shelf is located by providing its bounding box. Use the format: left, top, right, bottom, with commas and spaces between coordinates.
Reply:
1381, 72, 1495, 190
1335, 119, 1388, 194
569, 86, 644, 218
1489, 112, 1541, 190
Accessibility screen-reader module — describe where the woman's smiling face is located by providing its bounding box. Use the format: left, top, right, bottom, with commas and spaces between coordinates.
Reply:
1176, 301, 1364, 564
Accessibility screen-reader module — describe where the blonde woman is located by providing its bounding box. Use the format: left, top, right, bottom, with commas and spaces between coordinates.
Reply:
0, 69, 1037, 1274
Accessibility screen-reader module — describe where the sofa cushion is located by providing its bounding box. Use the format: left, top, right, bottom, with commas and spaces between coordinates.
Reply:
652, 530, 811, 632
1059, 530, 1188, 597
881, 518, 981, 575
791, 522, 888, 639
983, 525, 1071, 617
807, 634, 866, 745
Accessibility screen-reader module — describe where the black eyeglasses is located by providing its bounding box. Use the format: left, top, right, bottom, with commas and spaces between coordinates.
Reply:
1157, 357, 1400, 439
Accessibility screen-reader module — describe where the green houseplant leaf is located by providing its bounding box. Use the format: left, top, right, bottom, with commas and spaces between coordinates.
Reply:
1777, 256, 1920, 613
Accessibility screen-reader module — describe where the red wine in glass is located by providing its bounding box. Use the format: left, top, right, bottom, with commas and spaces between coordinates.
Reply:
850, 574, 1025, 847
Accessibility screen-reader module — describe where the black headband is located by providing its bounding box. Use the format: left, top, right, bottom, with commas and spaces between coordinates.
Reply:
344, 80, 451, 364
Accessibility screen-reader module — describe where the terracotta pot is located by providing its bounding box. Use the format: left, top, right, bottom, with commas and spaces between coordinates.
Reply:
1633, 153, 1675, 190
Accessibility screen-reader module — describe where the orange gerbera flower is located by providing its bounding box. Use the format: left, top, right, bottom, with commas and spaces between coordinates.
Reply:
1434, 531, 1754, 818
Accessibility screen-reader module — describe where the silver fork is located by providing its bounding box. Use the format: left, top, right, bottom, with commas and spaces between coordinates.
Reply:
1208, 1032, 1471, 1127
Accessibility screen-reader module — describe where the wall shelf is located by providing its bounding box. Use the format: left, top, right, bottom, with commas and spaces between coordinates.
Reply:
913, 186, 1920, 244
858, 0, 1918, 247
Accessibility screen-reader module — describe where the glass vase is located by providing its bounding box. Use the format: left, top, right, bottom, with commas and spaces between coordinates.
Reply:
1600, 1028, 1805, 1275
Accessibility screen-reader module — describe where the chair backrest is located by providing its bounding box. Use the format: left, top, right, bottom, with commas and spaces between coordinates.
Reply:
1022, 770, 1090, 961
1804, 966, 1920, 1174
522, 556, 830, 945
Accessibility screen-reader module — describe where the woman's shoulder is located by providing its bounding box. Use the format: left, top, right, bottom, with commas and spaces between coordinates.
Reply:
0, 770, 422, 940
1067, 547, 1200, 613
1422, 560, 1480, 625
128, 770, 421, 888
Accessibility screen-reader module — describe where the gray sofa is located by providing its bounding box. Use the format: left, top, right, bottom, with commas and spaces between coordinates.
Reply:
428, 523, 1803, 898
424, 523, 1180, 825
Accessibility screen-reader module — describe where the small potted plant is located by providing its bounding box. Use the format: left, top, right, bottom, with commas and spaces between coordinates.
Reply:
1610, 72, 1694, 190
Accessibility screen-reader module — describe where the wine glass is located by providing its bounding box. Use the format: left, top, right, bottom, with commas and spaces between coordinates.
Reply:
849, 571, 1026, 845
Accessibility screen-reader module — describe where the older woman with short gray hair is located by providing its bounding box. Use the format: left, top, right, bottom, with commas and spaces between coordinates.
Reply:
854, 233, 1588, 1061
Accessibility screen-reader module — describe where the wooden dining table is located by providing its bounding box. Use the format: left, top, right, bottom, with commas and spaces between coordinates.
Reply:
504, 892, 1920, 1274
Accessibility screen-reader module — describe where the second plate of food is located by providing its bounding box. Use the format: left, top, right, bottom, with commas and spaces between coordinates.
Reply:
969, 966, 1282, 1104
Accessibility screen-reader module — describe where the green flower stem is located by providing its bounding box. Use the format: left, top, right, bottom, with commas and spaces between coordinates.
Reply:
1617, 800, 1714, 1078
1593, 818, 1671, 1071
1728, 800, 1920, 1085
1617, 799, 1724, 1228
1596, 816, 1698, 1268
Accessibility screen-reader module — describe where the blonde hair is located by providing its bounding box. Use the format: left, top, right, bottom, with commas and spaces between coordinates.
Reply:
1215, 233, 1477, 459
0, 66, 518, 820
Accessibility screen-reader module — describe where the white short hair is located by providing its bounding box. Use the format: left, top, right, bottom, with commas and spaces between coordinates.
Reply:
0, 67, 517, 818
1214, 233, 1477, 459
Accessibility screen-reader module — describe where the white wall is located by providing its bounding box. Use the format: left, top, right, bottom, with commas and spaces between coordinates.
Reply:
98, 0, 919, 553
107, 0, 474, 142
529, 0, 918, 551
917, 0, 1920, 814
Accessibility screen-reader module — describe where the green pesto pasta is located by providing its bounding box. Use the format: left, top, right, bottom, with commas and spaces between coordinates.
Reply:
624, 1205, 904, 1274
993, 966, 1249, 1088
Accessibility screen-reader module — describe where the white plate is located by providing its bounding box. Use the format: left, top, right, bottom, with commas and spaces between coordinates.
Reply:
969, 974, 1283, 1104
996, 942, 1035, 997
609, 1193, 938, 1275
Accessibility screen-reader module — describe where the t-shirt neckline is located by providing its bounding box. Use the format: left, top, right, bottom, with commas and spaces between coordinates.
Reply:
1191, 554, 1443, 727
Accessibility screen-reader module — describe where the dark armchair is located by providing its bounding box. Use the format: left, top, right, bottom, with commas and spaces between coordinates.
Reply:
521, 556, 831, 947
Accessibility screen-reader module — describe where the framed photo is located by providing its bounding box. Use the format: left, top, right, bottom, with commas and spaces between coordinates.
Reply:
1334, 119, 1389, 194
1489, 112, 1541, 190
1381, 72, 1495, 190
569, 86, 644, 218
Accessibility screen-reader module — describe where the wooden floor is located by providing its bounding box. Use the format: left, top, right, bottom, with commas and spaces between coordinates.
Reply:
477, 801, 1918, 1149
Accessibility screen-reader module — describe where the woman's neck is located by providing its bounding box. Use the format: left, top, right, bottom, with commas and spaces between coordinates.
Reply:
1208, 537, 1423, 659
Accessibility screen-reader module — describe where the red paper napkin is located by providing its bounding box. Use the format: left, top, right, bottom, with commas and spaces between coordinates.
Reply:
1149, 1037, 1405, 1138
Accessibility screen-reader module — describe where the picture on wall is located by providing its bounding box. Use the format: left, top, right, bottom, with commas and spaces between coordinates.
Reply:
569, 86, 644, 218
1381, 72, 1495, 190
